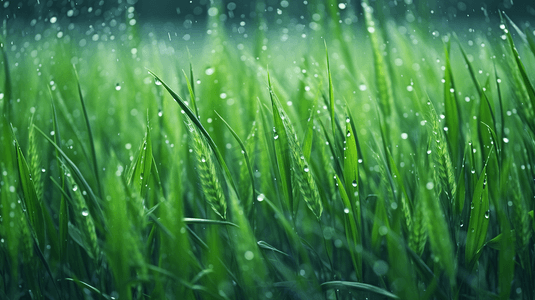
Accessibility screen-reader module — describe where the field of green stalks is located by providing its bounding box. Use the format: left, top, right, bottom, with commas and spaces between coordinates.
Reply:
1, 0, 534, 299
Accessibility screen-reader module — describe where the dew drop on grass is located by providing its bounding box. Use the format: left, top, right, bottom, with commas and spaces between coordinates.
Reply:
81, 209, 89, 217
346, 117, 350, 123
352, 180, 357, 187
344, 208, 350, 214
346, 131, 351, 137
257, 194, 265, 202
485, 210, 490, 219
401, 133, 408, 139
115, 83, 121, 91
304, 166, 309, 172
154, 79, 162, 86
205, 67, 215, 75
158, 111, 163, 117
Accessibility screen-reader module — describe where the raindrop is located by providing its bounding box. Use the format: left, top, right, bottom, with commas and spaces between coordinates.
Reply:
205, 67, 215, 75
346, 131, 351, 137
154, 79, 162, 86
484, 211, 490, 219
115, 83, 121, 91
344, 208, 350, 214
257, 194, 265, 202
304, 166, 309, 173
81, 209, 89, 217
352, 180, 357, 187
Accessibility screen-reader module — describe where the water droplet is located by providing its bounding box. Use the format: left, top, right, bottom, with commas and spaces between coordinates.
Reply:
205, 67, 215, 75
81, 209, 89, 217
352, 180, 357, 187
426, 150, 432, 154
346, 131, 351, 137
244, 250, 254, 260
201, 157, 206, 163
257, 194, 265, 202
346, 117, 350, 123
273, 134, 279, 140
484, 210, 490, 219
72, 185, 78, 192
344, 208, 350, 214
304, 166, 309, 172
154, 79, 162, 86
115, 83, 121, 91
158, 111, 163, 117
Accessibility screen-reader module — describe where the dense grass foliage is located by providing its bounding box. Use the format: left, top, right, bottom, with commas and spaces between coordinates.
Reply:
1, 1, 534, 299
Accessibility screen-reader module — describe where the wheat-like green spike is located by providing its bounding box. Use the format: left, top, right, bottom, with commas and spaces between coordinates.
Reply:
20, 210, 34, 264
188, 121, 227, 220
28, 124, 43, 202
428, 102, 457, 203
408, 199, 428, 256
272, 91, 323, 220
65, 166, 99, 260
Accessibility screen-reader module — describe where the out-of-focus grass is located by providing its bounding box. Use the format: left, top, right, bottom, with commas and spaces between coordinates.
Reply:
0, 1, 534, 299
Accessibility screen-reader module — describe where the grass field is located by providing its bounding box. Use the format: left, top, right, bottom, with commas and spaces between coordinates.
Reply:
1, 1, 534, 299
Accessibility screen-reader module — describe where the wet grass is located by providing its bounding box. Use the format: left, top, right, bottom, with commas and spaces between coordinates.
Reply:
0, 2, 534, 300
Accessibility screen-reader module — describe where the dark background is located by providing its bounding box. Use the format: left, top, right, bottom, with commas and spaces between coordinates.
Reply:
1, 0, 534, 25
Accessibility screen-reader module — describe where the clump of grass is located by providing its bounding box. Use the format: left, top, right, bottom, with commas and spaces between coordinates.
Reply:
0, 1, 534, 299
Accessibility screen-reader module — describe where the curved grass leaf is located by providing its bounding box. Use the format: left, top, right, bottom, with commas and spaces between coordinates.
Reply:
183, 218, 239, 228
465, 166, 490, 271
321, 281, 400, 299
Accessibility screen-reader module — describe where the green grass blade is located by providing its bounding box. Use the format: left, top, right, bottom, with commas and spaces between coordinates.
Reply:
500, 12, 535, 114
267, 72, 294, 216
183, 218, 239, 228
269, 73, 323, 220
73, 66, 102, 198
0, 40, 12, 121
126, 122, 153, 201
325, 41, 335, 139
214, 110, 256, 206
33, 126, 105, 230
148, 71, 240, 200
443, 39, 463, 165
14, 137, 46, 249
321, 281, 400, 299
257, 241, 290, 257
465, 166, 490, 271
335, 174, 361, 280
183, 68, 199, 118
